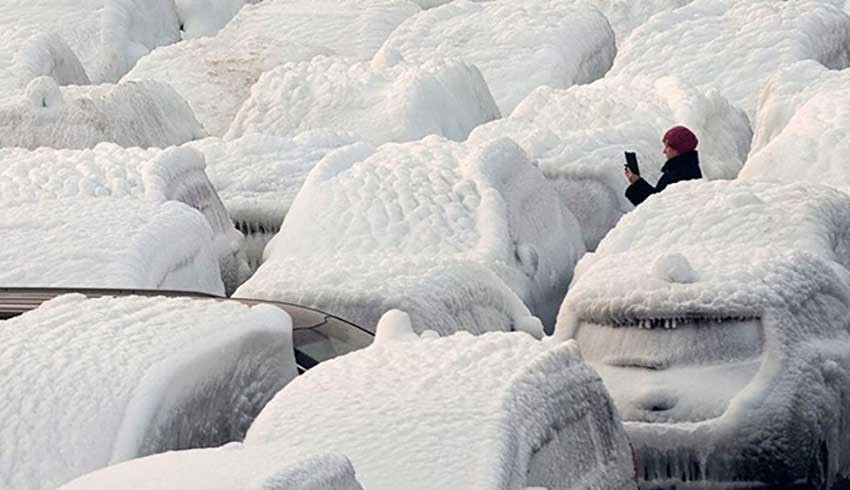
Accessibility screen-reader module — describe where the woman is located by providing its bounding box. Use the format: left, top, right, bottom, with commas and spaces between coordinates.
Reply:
624, 125, 702, 206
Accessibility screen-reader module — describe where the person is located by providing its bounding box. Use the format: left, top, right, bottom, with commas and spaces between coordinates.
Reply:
624, 125, 702, 206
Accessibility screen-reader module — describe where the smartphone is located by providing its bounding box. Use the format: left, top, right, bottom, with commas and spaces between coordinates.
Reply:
624, 151, 640, 175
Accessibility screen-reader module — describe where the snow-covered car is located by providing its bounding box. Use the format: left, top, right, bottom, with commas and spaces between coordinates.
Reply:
556, 180, 850, 488
64, 310, 635, 489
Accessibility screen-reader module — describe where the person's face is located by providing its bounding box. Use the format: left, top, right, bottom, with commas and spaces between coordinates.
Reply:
663, 141, 679, 160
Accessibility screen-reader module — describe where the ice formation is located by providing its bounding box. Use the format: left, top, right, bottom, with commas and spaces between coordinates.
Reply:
609, 0, 850, 118
741, 62, 850, 185
174, 0, 261, 39
0, 294, 296, 489
375, 0, 616, 114
0, 199, 224, 293
236, 136, 585, 334
0, 0, 182, 92
0, 145, 249, 293
556, 180, 850, 487
241, 311, 634, 489
62, 449, 363, 490
226, 56, 500, 145
123, 0, 420, 135
0, 77, 204, 150
469, 75, 750, 250
186, 131, 362, 270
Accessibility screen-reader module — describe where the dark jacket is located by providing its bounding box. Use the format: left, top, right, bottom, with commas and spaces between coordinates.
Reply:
625, 150, 702, 206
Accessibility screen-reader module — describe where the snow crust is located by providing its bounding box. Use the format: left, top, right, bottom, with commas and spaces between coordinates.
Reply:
1, 294, 295, 489
741, 63, 850, 186
236, 136, 585, 334
375, 0, 616, 114
175, 0, 260, 39
609, 0, 850, 118
0, 144, 248, 293
555, 180, 850, 485
124, 0, 419, 135
0, 77, 204, 149
0, 199, 224, 293
470, 75, 750, 250
62, 449, 363, 490
226, 55, 500, 145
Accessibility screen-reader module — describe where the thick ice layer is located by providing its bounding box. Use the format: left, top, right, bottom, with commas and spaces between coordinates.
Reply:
375, 0, 615, 114
609, 0, 850, 118
0, 294, 295, 489
0, 0, 181, 91
226, 56, 499, 145
124, 0, 419, 135
469, 75, 750, 250
0, 144, 248, 293
243, 312, 634, 489
0, 77, 204, 149
0, 199, 223, 292
175, 0, 260, 39
61, 449, 362, 490
742, 63, 850, 184
237, 136, 585, 334
186, 131, 361, 270
555, 180, 850, 486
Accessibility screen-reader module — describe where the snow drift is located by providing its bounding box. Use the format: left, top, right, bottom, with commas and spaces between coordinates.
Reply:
0, 77, 204, 149
556, 180, 850, 487
123, 0, 420, 135
0, 294, 296, 489
240, 311, 635, 489
226, 55, 500, 145
174, 0, 261, 39
375, 0, 616, 115
609, 0, 850, 118
469, 75, 750, 250
186, 131, 362, 271
236, 136, 585, 334
0, 144, 249, 293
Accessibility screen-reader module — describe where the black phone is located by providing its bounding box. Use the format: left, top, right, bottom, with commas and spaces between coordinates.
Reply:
624, 151, 640, 175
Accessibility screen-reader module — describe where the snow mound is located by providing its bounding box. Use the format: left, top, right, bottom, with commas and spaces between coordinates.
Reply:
742, 63, 850, 185
586, 0, 695, 42
186, 131, 362, 270
0, 199, 224, 292
236, 136, 585, 334
469, 75, 750, 250
0, 77, 204, 149
0, 294, 295, 489
0, 144, 248, 293
123, 0, 420, 135
61, 449, 362, 490
244, 317, 634, 489
226, 55, 500, 145
609, 0, 850, 118
175, 0, 261, 39
375, 0, 616, 114
15, 33, 91, 88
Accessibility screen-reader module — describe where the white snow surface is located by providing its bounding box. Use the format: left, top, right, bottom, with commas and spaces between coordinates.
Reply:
62, 450, 363, 490
0, 199, 224, 293
469, 75, 750, 250
226, 56, 500, 145
0, 77, 204, 150
375, 0, 616, 115
1, 294, 296, 489
609, 0, 850, 118
242, 312, 635, 489
174, 0, 261, 39
237, 136, 585, 334
741, 62, 850, 186
0, 144, 248, 293
124, 0, 420, 135
0, 0, 181, 91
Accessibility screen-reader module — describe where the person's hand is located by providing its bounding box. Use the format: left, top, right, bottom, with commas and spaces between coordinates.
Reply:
624, 166, 640, 184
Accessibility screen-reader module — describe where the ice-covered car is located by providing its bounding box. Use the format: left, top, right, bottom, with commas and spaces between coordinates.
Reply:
556, 180, 850, 488
0, 293, 297, 489
237, 136, 586, 335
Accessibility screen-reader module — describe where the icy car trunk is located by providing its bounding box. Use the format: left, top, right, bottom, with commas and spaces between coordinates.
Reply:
575, 316, 764, 423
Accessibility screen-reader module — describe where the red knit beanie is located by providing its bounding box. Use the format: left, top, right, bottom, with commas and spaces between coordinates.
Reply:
663, 125, 698, 153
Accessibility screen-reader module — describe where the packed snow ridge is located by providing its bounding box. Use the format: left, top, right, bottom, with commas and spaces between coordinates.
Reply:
237, 136, 585, 335
0, 294, 296, 489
